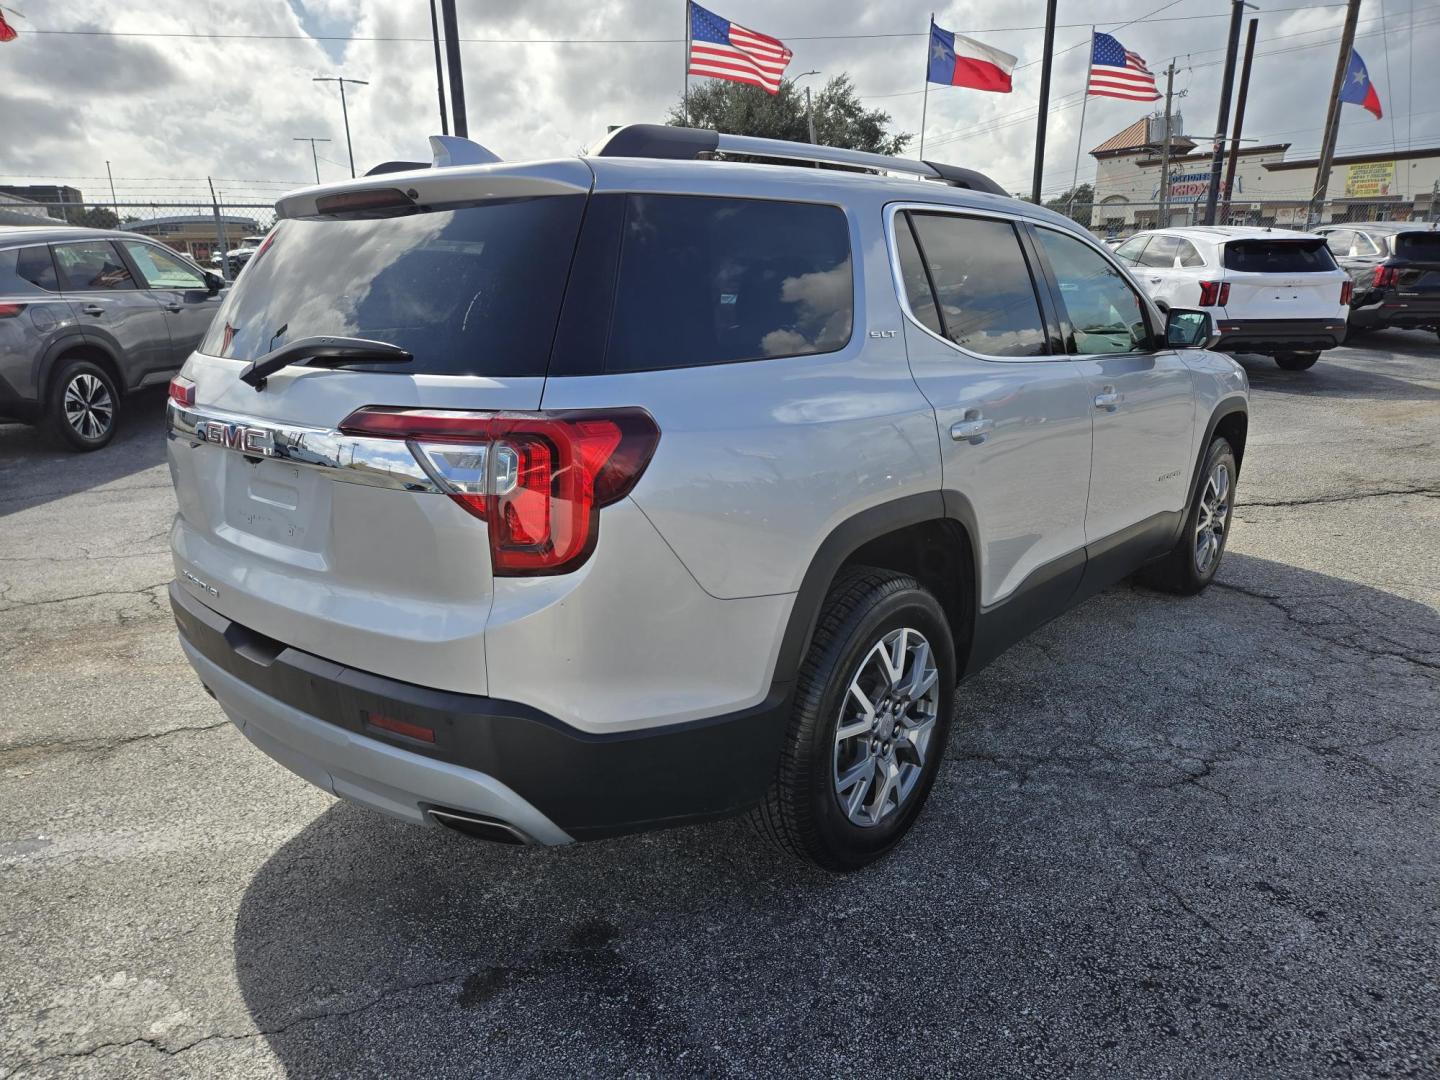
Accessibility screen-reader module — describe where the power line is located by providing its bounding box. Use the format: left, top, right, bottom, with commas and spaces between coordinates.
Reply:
22, 6, 1353, 45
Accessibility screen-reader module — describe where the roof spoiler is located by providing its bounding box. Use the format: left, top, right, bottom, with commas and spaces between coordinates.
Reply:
588, 123, 1008, 196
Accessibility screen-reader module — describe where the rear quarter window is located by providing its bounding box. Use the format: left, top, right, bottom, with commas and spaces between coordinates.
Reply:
605, 194, 853, 372
0, 245, 61, 294
202, 195, 587, 377
1223, 239, 1336, 273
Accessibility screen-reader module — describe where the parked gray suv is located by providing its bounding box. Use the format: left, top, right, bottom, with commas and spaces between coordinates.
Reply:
0, 226, 225, 449
165, 127, 1249, 870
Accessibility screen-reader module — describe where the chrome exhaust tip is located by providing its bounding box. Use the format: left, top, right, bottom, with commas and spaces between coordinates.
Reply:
427, 808, 532, 846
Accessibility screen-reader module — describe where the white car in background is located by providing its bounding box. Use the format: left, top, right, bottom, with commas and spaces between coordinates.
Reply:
1114, 226, 1350, 371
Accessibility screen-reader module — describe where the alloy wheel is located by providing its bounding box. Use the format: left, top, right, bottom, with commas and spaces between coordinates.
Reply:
832, 626, 941, 828
1193, 460, 1231, 574
63, 373, 114, 441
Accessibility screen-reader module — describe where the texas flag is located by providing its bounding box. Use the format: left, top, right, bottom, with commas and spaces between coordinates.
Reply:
927, 23, 1016, 93
1339, 49, 1383, 119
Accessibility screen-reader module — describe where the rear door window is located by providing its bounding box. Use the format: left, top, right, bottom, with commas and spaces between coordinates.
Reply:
1138, 235, 1180, 268
905, 212, 1048, 358
1223, 239, 1336, 273
202, 195, 587, 376
605, 195, 853, 372
1113, 235, 1149, 265
53, 241, 138, 291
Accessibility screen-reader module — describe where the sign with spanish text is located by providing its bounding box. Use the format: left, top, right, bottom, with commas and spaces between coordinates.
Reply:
1343, 161, 1395, 198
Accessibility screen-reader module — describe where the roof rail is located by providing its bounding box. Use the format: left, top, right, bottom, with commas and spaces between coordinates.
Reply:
588, 124, 1008, 197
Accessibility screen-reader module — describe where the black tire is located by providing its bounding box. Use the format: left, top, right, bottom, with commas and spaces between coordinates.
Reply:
1274, 351, 1320, 371
750, 567, 956, 872
1137, 436, 1238, 596
45, 358, 120, 451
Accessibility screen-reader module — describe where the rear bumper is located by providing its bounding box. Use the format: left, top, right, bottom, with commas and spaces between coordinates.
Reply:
0, 371, 40, 423
1213, 318, 1348, 355
171, 582, 788, 842
1349, 293, 1440, 330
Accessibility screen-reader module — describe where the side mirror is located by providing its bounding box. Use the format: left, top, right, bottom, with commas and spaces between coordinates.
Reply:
1165, 308, 1219, 350
204, 272, 224, 294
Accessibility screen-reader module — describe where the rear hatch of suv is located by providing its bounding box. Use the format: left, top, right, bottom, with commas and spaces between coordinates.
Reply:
1388, 230, 1440, 299
167, 160, 594, 695
1218, 236, 1345, 320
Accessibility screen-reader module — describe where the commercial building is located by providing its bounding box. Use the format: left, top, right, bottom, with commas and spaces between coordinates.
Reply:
125, 214, 262, 262
0, 185, 84, 220
1088, 116, 1440, 234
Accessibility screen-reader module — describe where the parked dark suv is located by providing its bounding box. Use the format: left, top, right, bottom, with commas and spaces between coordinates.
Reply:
1316, 221, 1440, 339
0, 226, 226, 450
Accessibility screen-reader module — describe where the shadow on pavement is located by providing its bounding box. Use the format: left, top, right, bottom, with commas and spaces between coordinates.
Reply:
0, 387, 169, 517
1235, 343, 1440, 402
231, 552, 1440, 1078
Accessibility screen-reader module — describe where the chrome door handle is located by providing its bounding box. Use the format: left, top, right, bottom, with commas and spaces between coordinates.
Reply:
1094, 388, 1124, 411
950, 412, 992, 445
1149, 277, 1163, 284
81, 304, 104, 317
164, 302, 182, 313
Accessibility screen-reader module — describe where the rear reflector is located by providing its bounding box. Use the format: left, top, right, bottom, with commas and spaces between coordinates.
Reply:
364, 710, 436, 743
1340, 280, 1353, 306
168, 375, 196, 406
339, 407, 661, 576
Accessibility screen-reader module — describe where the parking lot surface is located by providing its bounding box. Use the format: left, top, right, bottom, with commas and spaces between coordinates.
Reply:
1, 333, 1437, 1079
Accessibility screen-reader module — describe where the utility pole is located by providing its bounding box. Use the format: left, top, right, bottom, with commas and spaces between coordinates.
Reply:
1031, 0, 1059, 203
1221, 18, 1260, 224
292, 137, 331, 185
1203, 0, 1248, 225
439, 0, 468, 137
312, 76, 369, 178
428, 0, 449, 135
105, 160, 118, 222
1159, 61, 1177, 227
1307, 0, 1364, 227
207, 177, 230, 283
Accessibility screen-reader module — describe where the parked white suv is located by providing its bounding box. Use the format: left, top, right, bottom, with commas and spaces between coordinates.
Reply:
165, 128, 1249, 870
1114, 226, 1350, 371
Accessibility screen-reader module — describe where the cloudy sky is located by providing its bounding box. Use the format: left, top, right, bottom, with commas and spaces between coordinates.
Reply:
1, 0, 1436, 209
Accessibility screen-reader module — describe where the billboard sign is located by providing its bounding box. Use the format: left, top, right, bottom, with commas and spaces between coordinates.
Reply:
1343, 161, 1395, 198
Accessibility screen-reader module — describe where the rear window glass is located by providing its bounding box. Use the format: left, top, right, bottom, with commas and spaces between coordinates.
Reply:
606, 195, 852, 372
1223, 239, 1336, 273
1395, 232, 1440, 259
0, 245, 60, 293
202, 195, 587, 376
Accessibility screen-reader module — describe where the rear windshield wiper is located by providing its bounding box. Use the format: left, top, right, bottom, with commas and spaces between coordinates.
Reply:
239, 336, 414, 390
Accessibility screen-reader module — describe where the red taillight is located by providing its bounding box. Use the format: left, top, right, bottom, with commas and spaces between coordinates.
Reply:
1198, 281, 1229, 307
168, 375, 196, 406
0, 303, 25, 319
1373, 265, 1399, 288
1340, 280, 1354, 305
339, 407, 661, 576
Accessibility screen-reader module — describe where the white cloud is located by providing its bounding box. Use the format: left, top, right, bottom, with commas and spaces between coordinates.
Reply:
4, 0, 1436, 208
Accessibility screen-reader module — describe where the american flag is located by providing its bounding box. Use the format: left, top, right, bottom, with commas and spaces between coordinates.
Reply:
688, 2, 792, 95
1087, 32, 1161, 101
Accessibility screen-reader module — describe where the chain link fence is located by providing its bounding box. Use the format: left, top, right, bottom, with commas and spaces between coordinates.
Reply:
0, 199, 279, 273
1046, 197, 1440, 241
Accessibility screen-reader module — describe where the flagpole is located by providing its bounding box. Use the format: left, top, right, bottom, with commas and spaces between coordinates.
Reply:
919, 13, 933, 158
1066, 25, 1095, 218
683, 0, 691, 125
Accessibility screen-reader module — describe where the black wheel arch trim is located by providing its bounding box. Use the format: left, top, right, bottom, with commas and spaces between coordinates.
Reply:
1185, 397, 1248, 521
39, 332, 125, 401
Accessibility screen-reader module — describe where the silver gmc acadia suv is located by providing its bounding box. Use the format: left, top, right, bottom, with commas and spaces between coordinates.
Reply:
166, 126, 1249, 871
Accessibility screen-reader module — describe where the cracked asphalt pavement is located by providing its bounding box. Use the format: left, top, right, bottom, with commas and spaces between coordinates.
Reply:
2, 332, 1438, 1079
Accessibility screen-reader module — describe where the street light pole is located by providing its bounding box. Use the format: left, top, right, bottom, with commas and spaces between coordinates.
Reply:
792, 70, 821, 144
292, 137, 332, 185
312, 76, 369, 178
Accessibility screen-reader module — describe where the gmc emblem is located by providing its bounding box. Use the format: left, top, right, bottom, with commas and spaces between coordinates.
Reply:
196, 420, 276, 457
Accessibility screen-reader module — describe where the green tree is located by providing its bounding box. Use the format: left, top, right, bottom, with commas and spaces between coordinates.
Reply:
1044, 183, 1093, 227
73, 206, 121, 230
668, 74, 911, 155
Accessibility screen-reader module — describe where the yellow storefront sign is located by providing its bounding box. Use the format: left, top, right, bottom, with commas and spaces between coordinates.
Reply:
1344, 161, 1395, 198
